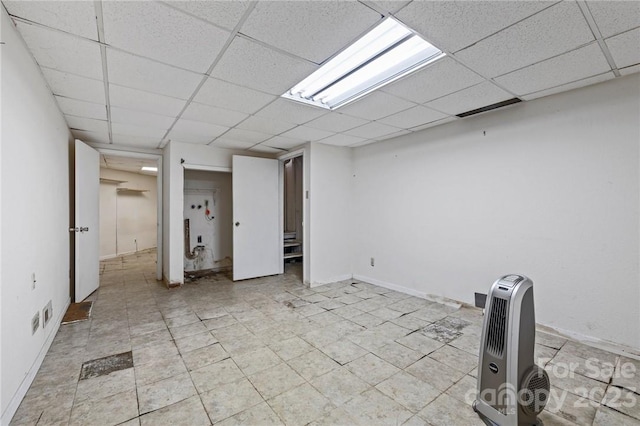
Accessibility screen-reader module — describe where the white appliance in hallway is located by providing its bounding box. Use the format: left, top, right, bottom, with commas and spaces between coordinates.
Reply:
72, 140, 100, 301
232, 155, 282, 281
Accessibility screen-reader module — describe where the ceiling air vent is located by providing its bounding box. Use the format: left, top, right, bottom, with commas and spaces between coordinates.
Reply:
456, 98, 522, 118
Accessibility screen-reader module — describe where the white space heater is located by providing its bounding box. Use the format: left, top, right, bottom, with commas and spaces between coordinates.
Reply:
473, 275, 550, 426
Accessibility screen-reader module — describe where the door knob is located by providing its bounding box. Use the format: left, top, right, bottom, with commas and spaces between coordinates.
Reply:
69, 227, 79, 232
235, 222, 240, 227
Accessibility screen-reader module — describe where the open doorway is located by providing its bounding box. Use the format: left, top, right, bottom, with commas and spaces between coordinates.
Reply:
283, 155, 303, 282
183, 169, 233, 280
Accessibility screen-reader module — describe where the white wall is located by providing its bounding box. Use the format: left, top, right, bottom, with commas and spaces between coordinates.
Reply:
99, 168, 157, 258
1, 9, 72, 423
184, 170, 232, 272
308, 143, 353, 286
162, 141, 269, 285
352, 74, 640, 349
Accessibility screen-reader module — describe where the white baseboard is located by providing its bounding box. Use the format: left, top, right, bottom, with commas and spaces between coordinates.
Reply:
1, 297, 70, 426
310, 273, 353, 288
353, 274, 426, 299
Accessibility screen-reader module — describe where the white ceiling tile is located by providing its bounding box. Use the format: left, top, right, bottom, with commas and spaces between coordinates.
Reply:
365, 1, 412, 15
4, 1, 98, 40
376, 129, 412, 142
211, 138, 255, 150
262, 135, 306, 150
396, 1, 553, 53
520, 72, 615, 101
210, 36, 317, 95
304, 113, 369, 133
240, 1, 381, 64
454, 1, 595, 78
15, 21, 103, 79
55, 96, 106, 120
280, 126, 335, 142
163, 0, 250, 31
111, 134, 162, 148
222, 128, 271, 144
319, 133, 367, 147
107, 49, 202, 100
587, 1, 640, 39
66, 115, 108, 134
181, 102, 249, 128
339, 91, 416, 121
410, 116, 458, 132
382, 57, 484, 104
255, 99, 327, 125
72, 130, 110, 145
249, 145, 285, 154
112, 123, 167, 139
102, 2, 230, 73
377, 105, 449, 129
236, 116, 296, 136
620, 64, 640, 76
194, 77, 277, 114
110, 107, 175, 130
606, 27, 640, 69
344, 122, 401, 139
169, 119, 229, 144
42, 68, 105, 103
109, 84, 186, 117
424, 82, 512, 115
494, 43, 612, 96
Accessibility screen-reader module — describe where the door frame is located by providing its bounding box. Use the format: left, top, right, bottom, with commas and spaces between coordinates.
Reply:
278, 148, 309, 284
94, 147, 164, 281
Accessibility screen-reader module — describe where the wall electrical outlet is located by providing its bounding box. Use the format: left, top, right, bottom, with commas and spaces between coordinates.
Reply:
43, 300, 52, 328
31, 311, 40, 335
370, 257, 375, 267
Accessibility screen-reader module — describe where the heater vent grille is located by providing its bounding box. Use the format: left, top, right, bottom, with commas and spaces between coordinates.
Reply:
486, 297, 507, 357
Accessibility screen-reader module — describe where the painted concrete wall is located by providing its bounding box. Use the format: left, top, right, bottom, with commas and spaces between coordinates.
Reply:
1, 9, 73, 422
352, 74, 640, 349
183, 170, 232, 272
308, 143, 354, 286
99, 168, 157, 259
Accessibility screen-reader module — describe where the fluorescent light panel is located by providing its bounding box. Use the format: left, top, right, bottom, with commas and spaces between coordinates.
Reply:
141, 166, 157, 172
282, 17, 445, 110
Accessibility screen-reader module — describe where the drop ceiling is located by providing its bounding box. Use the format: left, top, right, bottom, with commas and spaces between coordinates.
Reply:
101, 154, 157, 175
3, 1, 639, 153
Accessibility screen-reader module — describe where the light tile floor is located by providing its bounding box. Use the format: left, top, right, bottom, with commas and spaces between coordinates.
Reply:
10, 250, 640, 425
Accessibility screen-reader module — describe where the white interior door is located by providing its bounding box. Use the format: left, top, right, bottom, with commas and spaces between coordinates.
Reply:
74, 140, 100, 301
233, 155, 281, 281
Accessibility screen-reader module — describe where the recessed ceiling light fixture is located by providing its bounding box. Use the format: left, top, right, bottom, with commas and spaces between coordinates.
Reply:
141, 166, 157, 172
282, 17, 445, 110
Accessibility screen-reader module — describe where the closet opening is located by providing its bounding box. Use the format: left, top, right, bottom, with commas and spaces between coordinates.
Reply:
283, 155, 304, 283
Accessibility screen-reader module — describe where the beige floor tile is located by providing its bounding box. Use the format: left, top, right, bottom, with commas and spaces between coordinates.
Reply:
417, 393, 484, 426
268, 383, 334, 425
371, 342, 424, 369
134, 356, 187, 386
75, 368, 136, 403
545, 386, 599, 425
428, 344, 478, 374
345, 353, 400, 386
174, 331, 218, 354
310, 367, 371, 406
376, 371, 441, 413
342, 388, 413, 425
232, 347, 282, 376
593, 405, 640, 426
319, 339, 368, 365
216, 401, 283, 426
69, 389, 138, 426
133, 341, 179, 366
288, 349, 340, 381
165, 313, 201, 328
137, 372, 197, 415
248, 363, 306, 400
405, 356, 465, 392
396, 332, 444, 355
139, 396, 210, 426
189, 358, 245, 393
602, 386, 640, 420
181, 343, 229, 371
545, 362, 608, 402
169, 321, 209, 340
200, 377, 264, 423
444, 374, 477, 405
